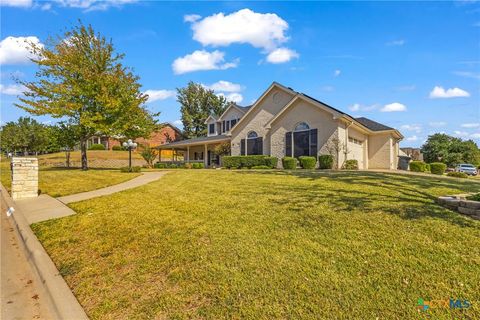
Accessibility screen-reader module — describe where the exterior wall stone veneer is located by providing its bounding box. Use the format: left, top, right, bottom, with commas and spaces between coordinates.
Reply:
437, 194, 480, 220
11, 157, 38, 200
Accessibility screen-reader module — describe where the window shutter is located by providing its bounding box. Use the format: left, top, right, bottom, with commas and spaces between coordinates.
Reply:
222, 121, 226, 133
241, 139, 246, 155
309, 129, 318, 157
257, 137, 263, 155
226, 121, 230, 131
285, 132, 292, 156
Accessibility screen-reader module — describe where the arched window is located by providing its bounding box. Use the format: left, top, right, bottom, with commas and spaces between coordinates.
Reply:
294, 122, 310, 132
247, 131, 258, 139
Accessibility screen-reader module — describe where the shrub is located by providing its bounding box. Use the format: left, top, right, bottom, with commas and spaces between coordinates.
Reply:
184, 162, 193, 169
112, 145, 125, 151
318, 154, 334, 169
409, 161, 427, 172
343, 159, 358, 170
282, 157, 297, 170
120, 166, 141, 173
298, 156, 316, 169
447, 171, 468, 179
251, 165, 271, 169
264, 156, 278, 168
154, 162, 167, 169
467, 193, 480, 201
223, 156, 242, 169
222, 155, 269, 169
167, 163, 178, 169
430, 162, 447, 175
140, 145, 157, 168
425, 163, 431, 173
192, 162, 204, 169
88, 143, 105, 150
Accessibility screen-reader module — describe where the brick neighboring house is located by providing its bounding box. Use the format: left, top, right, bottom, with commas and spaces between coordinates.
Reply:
400, 147, 423, 161
87, 123, 183, 151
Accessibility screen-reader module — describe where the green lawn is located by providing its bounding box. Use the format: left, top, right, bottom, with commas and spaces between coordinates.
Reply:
1, 161, 141, 197
32, 170, 480, 319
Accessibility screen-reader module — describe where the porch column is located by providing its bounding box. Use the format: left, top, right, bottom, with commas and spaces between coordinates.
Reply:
186, 146, 190, 162
204, 144, 208, 167
159, 149, 162, 162
172, 148, 174, 162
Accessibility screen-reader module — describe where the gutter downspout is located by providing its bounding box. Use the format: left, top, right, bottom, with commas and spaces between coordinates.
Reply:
343, 120, 354, 168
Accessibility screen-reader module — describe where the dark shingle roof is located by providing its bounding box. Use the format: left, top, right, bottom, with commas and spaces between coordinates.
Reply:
157, 134, 230, 148
236, 105, 252, 112
354, 117, 394, 131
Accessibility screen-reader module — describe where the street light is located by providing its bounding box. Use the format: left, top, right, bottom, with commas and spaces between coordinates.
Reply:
122, 139, 138, 171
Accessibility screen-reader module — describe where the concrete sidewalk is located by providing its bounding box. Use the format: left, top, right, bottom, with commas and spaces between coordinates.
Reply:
57, 171, 167, 204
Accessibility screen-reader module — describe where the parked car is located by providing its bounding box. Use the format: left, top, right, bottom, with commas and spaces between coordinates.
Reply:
455, 163, 478, 176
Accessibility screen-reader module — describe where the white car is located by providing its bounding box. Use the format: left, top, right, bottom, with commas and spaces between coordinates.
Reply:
455, 163, 478, 176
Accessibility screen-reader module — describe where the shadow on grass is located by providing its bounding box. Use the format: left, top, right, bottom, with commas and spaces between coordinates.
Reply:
231, 170, 479, 228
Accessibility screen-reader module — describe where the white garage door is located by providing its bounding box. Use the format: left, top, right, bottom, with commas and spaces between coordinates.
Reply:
348, 137, 364, 169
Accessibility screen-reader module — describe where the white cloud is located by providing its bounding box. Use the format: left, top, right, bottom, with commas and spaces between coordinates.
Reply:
380, 102, 407, 112
454, 130, 469, 137
470, 133, 480, 139
205, 80, 242, 92
0, 83, 26, 95
386, 39, 405, 46
406, 135, 418, 141
172, 50, 238, 74
265, 47, 299, 64
429, 121, 447, 127
429, 86, 470, 98
400, 124, 422, 133
461, 123, 480, 128
144, 89, 175, 103
453, 71, 480, 79
348, 103, 378, 112
173, 119, 183, 127
0, 0, 32, 7
218, 92, 243, 103
54, 0, 138, 11
188, 8, 289, 51
0, 36, 43, 65
184, 14, 201, 23
333, 69, 341, 77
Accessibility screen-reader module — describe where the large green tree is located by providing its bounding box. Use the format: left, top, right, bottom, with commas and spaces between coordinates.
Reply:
0, 117, 50, 155
421, 133, 480, 167
177, 82, 232, 138
15, 22, 157, 170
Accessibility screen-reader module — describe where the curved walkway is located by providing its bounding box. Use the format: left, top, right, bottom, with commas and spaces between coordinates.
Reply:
15, 172, 167, 224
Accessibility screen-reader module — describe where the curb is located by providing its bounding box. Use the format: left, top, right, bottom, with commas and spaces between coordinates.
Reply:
1, 183, 89, 320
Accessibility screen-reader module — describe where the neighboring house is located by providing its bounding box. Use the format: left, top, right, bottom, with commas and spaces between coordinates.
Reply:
158, 82, 403, 169
88, 123, 183, 152
400, 147, 423, 161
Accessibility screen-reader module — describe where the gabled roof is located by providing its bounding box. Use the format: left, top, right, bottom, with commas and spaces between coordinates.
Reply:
156, 134, 230, 148
354, 117, 394, 132
217, 103, 250, 121
160, 122, 183, 136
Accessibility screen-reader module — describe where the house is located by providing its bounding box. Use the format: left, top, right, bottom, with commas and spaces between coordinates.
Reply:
88, 123, 183, 157
400, 147, 423, 161
158, 82, 403, 169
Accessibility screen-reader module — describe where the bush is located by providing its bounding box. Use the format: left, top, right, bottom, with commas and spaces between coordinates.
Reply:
112, 145, 125, 151
222, 155, 270, 169
88, 143, 105, 150
343, 159, 358, 170
425, 164, 431, 173
120, 166, 141, 173
264, 156, 278, 168
154, 162, 167, 169
298, 156, 316, 169
184, 162, 193, 169
192, 162, 204, 169
467, 193, 480, 201
251, 165, 271, 169
282, 157, 297, 170
140, 146, 157, 168
430, 162, 447, 175
318, 154, 334, 169
447, 171, 468, 179
409, 161, 427, 172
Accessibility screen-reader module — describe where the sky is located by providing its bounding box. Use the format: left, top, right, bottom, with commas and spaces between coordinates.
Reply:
1, 0, 479, 148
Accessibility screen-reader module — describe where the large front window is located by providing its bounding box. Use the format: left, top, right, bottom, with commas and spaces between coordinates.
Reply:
286, 122, 317, 158
241, 131, 263, 155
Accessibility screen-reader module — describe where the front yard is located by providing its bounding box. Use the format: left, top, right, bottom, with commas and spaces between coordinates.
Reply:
32, 170, 480, 319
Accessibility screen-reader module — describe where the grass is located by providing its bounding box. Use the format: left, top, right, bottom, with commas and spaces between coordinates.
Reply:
1, 161, 141, 197
32, 170, 480, 319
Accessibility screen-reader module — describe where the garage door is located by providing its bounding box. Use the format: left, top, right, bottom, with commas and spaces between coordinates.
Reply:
348, 137, 364, 169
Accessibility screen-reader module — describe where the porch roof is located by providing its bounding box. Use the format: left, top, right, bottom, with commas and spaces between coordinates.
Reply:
156, 134, 230, 149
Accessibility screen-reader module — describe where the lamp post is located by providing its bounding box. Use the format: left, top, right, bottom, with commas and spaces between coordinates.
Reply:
122, 139, 138, 171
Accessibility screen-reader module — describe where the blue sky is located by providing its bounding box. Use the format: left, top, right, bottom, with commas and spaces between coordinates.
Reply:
1, 0, 479, 147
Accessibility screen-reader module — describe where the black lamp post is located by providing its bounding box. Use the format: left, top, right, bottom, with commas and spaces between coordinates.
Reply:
122, 139, 138, 171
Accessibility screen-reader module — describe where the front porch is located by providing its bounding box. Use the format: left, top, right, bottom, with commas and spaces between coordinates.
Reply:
156, 135, 230, 168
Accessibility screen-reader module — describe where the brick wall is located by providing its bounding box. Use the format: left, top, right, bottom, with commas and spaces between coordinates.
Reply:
105, 125, 182, 150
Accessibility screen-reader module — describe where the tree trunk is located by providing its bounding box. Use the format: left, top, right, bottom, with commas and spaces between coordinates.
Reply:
80, 138, 88, 170
65, 150, 71, 168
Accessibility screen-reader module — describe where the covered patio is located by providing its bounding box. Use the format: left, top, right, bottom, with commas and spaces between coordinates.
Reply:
156, 135, 230, 168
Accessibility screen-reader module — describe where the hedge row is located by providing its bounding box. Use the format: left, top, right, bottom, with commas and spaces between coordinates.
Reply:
88, 143, 105, 150
409, 161, 447, 175
223, 155, 278, 169
154, 162, 204, 169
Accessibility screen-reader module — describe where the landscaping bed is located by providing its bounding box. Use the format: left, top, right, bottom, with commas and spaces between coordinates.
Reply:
32, 171, 480, 319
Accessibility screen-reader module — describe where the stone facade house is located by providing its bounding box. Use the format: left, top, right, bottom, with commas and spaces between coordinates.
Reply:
159, 82, 403, 169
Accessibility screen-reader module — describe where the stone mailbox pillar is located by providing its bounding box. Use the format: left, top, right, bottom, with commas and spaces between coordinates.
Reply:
11, 157, 39, 200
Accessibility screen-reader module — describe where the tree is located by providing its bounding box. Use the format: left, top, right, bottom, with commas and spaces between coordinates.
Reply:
140, 145, 157, 168
15, 22, 157, 170
214, 142, 231, 156
421, 133, 480, 167
177, 82, 232, 138
325, 136, 349, 169
51, 123, 80, 168
0, 117, 49, 155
